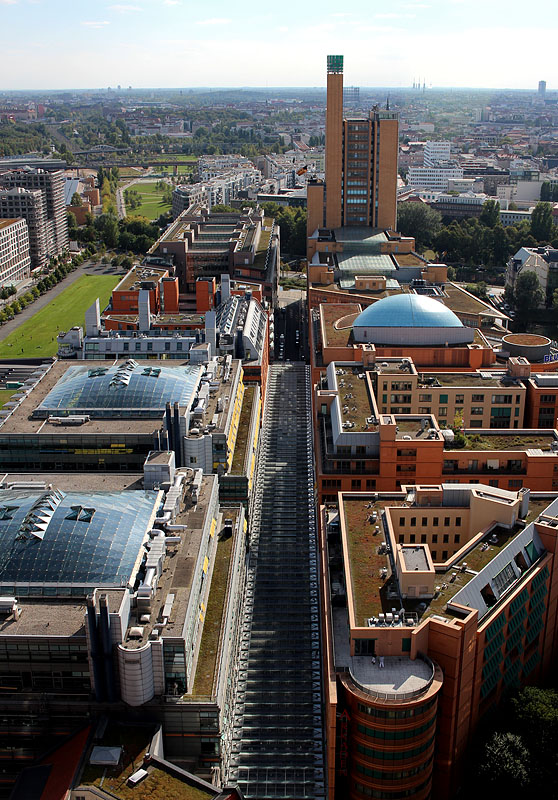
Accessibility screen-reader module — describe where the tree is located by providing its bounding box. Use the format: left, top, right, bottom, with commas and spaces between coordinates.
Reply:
531, 202, 555, 241
480, 199, 500, 228
70, 192, 83, 207
211, 204, 236, 213
477, 732, 530, 794
397, 202, 442, 250
513, 270, 544, 318
492, 225, 510, 266
465, 281, 488, 300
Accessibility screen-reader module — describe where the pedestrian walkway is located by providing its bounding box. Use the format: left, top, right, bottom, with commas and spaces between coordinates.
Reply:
228, 363, 325, 799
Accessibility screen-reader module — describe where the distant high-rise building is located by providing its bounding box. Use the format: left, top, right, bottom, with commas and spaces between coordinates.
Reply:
0, 169, 68, 265
343, 86, 360, 105
0, 187, 48, 270
312, 54, 399, 231
539, 80, 547, 98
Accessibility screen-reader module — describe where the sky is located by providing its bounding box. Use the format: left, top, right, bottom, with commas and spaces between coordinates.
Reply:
1, 0, 556, 91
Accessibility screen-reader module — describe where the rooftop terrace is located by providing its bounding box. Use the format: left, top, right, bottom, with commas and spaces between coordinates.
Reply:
114, 266, 168, 293
78, 723, 216, 800
335, 369, 376, 432
445, 431, 557, 452
230, 386, 255, 475
419, 372, 506, 388
322, 303, 360, 348
343, 497, 399, 622
190, 509, 239, 698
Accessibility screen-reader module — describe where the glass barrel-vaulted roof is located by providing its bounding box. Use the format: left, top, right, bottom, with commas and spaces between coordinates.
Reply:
0, 489, 159, 594
34, 360, 201, 418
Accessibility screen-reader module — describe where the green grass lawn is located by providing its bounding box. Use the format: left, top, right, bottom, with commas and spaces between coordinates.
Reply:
0, 390, 15, 408
126, 182, 172, 220
0, 275, 118, 359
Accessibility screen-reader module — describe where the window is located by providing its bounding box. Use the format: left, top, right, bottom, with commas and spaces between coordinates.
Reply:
422, 517, 427, 526
472, 394, 484, 402
419, 394, 432, 402
399, 534, 405, 544
443, 534, 449, 544
455, 394, 464, 404
439, 407, 447, 417
471, 407, 484, 415
492, 394, 512, 404
421, 534, 427, 543
442, 551, 448, 560
399, 517, 405, 527
509, 479, 523, 488
444, 517, 450, 526
456, 517, 461, 526
433, 517, 439, 527
454, 534, 460, 544
352, 479, 361, 489
366, 479, 376, 489
411, 517, 416, 526
410, 534, 416, 543
418, 407, 431, 414
432, 534, 438, 544
431, 550, 437, 559
440, 394, 448, 404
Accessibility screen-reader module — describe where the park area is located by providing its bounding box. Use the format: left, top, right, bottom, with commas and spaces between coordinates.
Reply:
125, 182, 172, 220
0, 274, 118, 359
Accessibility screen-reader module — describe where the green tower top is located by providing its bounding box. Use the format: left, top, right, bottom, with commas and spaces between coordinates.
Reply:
327, 55, 344, 74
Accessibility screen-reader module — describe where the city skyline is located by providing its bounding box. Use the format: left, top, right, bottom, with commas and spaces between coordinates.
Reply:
0, 0, 556, 91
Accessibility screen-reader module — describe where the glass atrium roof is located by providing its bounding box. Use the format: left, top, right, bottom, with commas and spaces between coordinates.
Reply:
34, 360, 201, 418
0, 489, 159, 594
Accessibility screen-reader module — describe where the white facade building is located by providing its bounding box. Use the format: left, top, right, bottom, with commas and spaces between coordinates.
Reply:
407, 164, 464, 190
0, 218, 30, 285
424, 140, 451, 166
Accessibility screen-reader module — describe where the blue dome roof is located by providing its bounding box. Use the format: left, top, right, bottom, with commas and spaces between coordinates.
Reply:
353, 294, 463, 329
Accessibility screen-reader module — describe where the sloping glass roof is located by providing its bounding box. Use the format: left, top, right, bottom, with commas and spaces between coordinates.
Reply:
353, 293, 463, 329
34, 360, 201, 418
0, 489, 159, 593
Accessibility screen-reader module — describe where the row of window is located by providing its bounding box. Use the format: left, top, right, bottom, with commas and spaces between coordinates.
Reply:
355, 754, 433, 780
356, 735, 435, 761
398, 533, 460, 545
400, 516, 461, 527
357, 697, 437, 720
356, 718, 435, 741
354, 777, 431, 799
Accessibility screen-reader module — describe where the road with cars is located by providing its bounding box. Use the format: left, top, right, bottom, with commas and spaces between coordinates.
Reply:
273, 298, 307, 364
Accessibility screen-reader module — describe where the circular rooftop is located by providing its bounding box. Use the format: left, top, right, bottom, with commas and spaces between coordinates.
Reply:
348, 655, 435, 700
352, 293, 474, 347
354, 294, 462, 329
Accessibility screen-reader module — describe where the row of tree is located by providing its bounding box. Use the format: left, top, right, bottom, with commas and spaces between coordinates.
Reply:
0, 253, 88, 325
397, 200, 558, 266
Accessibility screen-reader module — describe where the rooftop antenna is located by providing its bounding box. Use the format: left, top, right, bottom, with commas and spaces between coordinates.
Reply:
386, 95, 390, 110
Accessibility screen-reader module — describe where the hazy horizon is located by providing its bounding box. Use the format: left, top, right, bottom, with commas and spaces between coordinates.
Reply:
0, 0, 555, 92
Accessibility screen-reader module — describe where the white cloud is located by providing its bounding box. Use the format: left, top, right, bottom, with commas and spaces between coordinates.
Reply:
0, 0, 18, 5
375, 12, 414, 18
195, 17, 231, 25
278, 25, 289, 32
81, 20, 110, 27
109, 4, 141, 11
403, 2, 430, 7
163, 0, 180, 5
